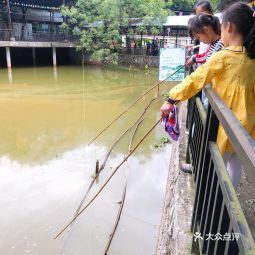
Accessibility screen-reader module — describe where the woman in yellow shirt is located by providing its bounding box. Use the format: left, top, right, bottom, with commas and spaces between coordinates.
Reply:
160, 2, 255, 189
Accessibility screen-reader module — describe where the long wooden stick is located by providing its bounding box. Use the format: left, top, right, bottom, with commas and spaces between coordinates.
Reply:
88, 65, 185, 146
73, 116, 144, 218
67, 97, 158, 235
99, 118, 143, 172
99, 97, 158, 171
54, 118, 161, 239
129, 119, 143, 153
61, 103, 147, 250
103, 180, 127, 255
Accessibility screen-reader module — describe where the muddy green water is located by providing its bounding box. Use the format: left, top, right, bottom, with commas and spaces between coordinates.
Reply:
0, 66, 175, 255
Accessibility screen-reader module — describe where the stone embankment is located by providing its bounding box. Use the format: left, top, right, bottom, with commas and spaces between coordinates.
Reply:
156, 101, 255, 255
156, 102, 195, 255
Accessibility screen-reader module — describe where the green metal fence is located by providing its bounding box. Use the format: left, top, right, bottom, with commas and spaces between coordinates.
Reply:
187, 85, 255, 255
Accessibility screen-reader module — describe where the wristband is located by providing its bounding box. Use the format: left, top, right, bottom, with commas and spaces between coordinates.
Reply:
165, 97, 177, 104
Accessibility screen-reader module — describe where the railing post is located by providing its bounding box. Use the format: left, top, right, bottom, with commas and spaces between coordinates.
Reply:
52, 47, 57, 67
6, 46, 12, 68
186, 97, 195, 164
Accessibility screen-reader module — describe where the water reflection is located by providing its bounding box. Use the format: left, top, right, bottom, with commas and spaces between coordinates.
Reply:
53, 66, 58, 82
0, 66, 174, 255
8, 67, 13, 84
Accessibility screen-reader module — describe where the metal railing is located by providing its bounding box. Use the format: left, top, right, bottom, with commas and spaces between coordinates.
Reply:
0, 29, 12, 41
187, 86, 255, 254
0, 29, 79, 42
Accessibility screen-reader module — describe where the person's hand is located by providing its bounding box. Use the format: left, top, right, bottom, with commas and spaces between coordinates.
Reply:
186, 57, 195, 66
160, 101, 173, 118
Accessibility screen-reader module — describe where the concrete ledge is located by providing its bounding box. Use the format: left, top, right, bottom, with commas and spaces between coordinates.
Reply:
156, 101, 195, 255
0, 41, 78, 48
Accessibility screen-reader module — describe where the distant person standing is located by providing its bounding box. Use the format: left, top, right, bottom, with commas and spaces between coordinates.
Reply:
146, 41, 151, 55
167, 27, 171, 37
134, 41, 137, 54
151, 40, 156, 56
164, 39, 168, 49
131, 40, 135, 54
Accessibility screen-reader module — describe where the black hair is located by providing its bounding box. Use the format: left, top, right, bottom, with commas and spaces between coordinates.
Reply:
188, 14, 221, 39
222, 2, 255, 59
194, 1, 214, 14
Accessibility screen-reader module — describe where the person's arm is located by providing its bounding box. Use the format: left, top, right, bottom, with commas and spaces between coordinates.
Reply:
169, 52, 224, 102
160, 52, 225, 117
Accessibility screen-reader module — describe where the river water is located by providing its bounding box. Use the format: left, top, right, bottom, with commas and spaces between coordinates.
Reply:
0, 66, 174, 255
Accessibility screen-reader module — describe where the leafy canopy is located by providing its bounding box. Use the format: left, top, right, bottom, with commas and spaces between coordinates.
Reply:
62, 0, 168, 63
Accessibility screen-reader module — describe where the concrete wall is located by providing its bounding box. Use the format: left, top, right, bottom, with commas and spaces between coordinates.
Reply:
118, 54, 159, 68
156, 102, 195, 255
69, 49, 159, 68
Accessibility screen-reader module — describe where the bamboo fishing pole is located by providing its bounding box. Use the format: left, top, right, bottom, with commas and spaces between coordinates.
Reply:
54, 118, 161, 239
66, 96, 159, 237
99, 97, 158, 172
73, 116, 144, 218
88, 65, 185, 146
103, 180, 127, 255
129, 119, 143, 152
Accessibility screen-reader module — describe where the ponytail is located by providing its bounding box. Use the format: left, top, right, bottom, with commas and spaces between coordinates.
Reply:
222, 3, 255, 59
244, 19, 255, 59
188, 14, 221, 38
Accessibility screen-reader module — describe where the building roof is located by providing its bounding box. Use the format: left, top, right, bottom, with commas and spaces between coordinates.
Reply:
164, 15, 194, 27
10, 0, 62, 7
164, 13, 221, 27
0, 0, 67, 10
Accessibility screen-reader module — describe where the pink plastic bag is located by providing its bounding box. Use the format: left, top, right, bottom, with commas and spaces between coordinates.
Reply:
161, 105, 180, 141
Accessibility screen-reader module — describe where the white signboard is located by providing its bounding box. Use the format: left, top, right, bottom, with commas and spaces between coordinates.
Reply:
159, 47, 186, 81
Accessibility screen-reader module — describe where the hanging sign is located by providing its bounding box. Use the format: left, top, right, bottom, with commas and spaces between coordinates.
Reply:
159, 47, 186, 81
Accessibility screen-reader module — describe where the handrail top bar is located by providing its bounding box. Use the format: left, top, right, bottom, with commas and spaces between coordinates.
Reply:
209, 142, 255, 252
204, 86, 255, 180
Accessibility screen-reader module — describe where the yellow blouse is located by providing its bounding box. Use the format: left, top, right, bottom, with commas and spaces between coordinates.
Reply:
169, 46, 255, 154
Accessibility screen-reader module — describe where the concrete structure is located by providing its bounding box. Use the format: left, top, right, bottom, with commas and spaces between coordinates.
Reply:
5, 46, 11, 68
0, 0, 77, 67
156, 102, 194, 255
0, 41, 78, 68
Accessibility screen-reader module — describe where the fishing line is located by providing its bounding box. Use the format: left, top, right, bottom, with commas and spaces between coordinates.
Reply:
88, 64, 186, 146
54, 118, 162, 239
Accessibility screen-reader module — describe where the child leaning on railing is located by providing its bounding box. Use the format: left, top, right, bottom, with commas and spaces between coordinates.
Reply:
160, 2, 255, 190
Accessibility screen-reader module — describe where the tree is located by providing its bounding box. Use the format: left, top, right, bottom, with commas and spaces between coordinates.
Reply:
61, 0, 168, 64
169, 0, 196, 13
210, 0, 221, 11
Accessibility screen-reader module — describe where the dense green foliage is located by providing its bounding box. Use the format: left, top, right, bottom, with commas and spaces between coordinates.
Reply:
210, 0, 221, 10
169, 0, 196, 12
61, 0, 224, 63
62, 0, 168, 63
